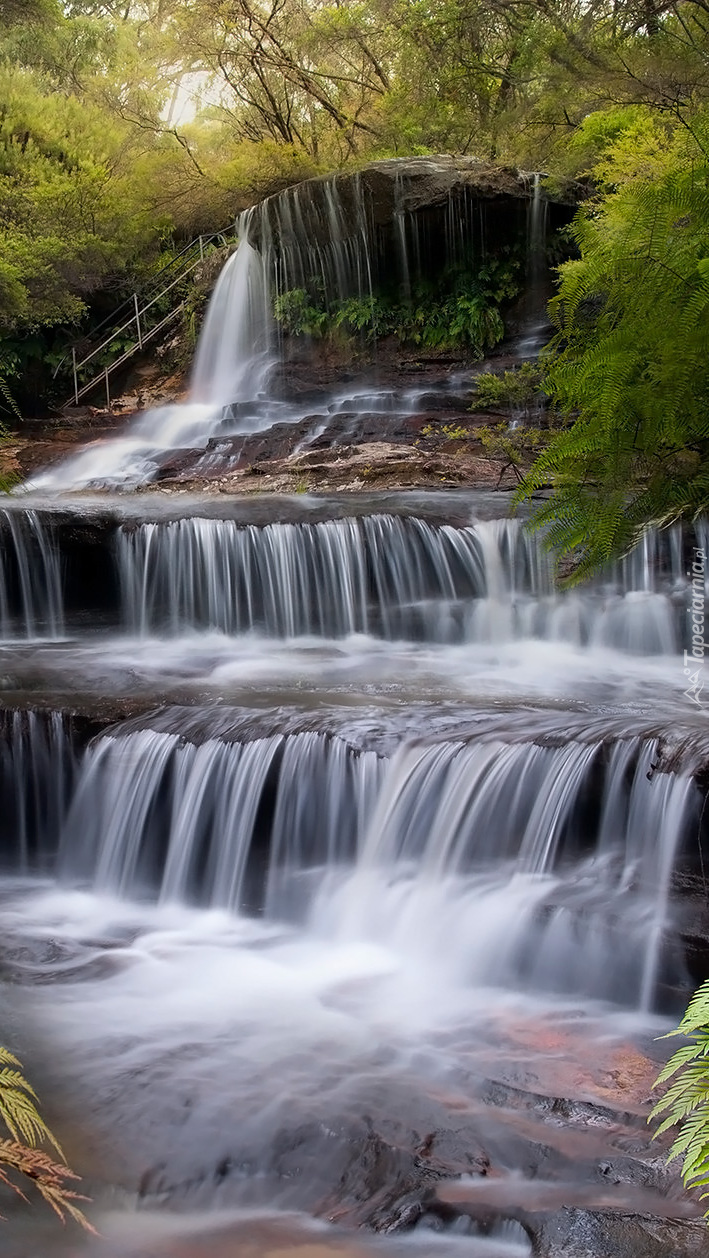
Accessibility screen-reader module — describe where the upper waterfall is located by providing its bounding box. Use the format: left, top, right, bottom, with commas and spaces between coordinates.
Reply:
27, 159, 565, 492
191, 224, 274, 406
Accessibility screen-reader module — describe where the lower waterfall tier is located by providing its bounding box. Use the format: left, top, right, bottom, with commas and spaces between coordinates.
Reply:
1, 705, 704, 1012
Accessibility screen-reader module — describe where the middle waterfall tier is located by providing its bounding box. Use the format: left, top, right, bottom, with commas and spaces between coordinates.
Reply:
116, 513, 694, 650
0, 506, 697, 650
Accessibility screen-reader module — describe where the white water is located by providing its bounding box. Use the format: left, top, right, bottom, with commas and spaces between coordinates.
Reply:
0, 508, 63, 637
114, 513, 691, 653
37, 721, 692, 1010
0, 490, 704, 1247
192, 228, 274, 405
25, 165, 542, 492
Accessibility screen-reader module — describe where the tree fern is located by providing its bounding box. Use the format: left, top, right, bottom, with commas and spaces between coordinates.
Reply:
0, 1045, 94, 1231
650, 982, 709, 1211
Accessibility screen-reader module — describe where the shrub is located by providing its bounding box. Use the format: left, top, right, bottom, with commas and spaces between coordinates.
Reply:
474, 362, 545, 416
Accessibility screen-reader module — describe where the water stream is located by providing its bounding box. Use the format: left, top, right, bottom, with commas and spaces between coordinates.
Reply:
1, 166, 707, 1256
26, 164, 541, 491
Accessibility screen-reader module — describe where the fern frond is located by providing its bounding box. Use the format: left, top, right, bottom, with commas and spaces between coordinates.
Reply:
651, 981, 709, 1215
0, 1139, 96, 1233
0, 1046, 92, 1230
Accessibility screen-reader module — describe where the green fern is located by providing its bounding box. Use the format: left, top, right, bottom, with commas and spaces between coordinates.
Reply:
0, 375, 19, 423
515, 143, 709, 581
650, 982, 709, 1211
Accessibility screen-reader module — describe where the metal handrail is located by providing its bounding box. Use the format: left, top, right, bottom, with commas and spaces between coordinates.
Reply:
70, 303, 188, 408
58, 225, 236, 406
73, 256, 206, 376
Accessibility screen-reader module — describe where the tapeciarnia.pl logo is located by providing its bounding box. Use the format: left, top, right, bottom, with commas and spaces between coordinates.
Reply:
684, 546, 706, 707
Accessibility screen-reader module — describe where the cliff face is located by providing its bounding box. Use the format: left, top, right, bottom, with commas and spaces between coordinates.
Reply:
246, 156, 576, 252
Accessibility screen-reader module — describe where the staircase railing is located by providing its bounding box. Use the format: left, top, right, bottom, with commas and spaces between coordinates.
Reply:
57, 227, 237, 409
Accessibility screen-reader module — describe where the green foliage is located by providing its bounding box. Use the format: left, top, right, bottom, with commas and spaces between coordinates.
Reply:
274, 288, 330, 338
4, 0, 709, 414
0, 375, 20, 423
421, 422, 470, 440
516, 115, 709, 581
274, 259, 520, 356
478, 423, 549, 483
0, 1045, 93, 1230
650, 982, 709, 1214
475, 362, 545, 416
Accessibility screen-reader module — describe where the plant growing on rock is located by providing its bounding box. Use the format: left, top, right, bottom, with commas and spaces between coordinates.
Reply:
478, 424, 549, 486
273, 258, 521, 356
0, 1045, 93, 1230
421, 422, 470, 441
474, 362, 546, 420
650, 981, 709, 1217
273, 289, 330, 338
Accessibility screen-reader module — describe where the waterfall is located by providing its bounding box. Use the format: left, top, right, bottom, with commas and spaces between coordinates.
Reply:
526, 173, 548, 282
58, 728, 382, 916
0, 509, 64, 638
514, 171, 551, 358
26, 163, 535, 491
12, 717, 685, 1008
0, 709, 77, 870
191, 215, 274, 406
0, 505, 688, 649
117, 513, 688, 652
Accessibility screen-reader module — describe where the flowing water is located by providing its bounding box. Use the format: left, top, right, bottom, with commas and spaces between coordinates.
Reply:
26, 163, 540, 491
1, 165, 707, 1255
0, 494, 707, 1255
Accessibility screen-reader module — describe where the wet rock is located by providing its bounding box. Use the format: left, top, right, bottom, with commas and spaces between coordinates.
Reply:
530, 1209, 708, 1258
248, 157, 575, 253
168, 439, 514, 495
153, 448, 206, 481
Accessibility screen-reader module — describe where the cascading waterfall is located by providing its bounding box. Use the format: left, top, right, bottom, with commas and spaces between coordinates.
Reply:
3, 156, 706, 1247
59, 728, 382, 917
0, 718, 680, 1008
191, 215, 274, 407
117, 513, 688, 652
0, 488, 706, 1248
325, 735, 696, 1010
0, 695, 698, 1011
27, 164, 539, 491
0, 506, 689, 649
0, 709, 77, 869
0, 509, 64, 638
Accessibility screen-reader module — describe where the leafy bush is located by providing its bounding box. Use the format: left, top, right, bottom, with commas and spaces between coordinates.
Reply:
475, 362, 545, 416
650, 981, 709, 1215
273, 288, 329, 338
516, 114, 709, 579
421, 422, 470, 440
478, 424, 549, 485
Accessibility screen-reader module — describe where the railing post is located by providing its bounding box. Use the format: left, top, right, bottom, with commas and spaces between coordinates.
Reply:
105, 366, 110, 409
134, 294, 143, 349
199, 235, 204, 261
72, 348, 79, 406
